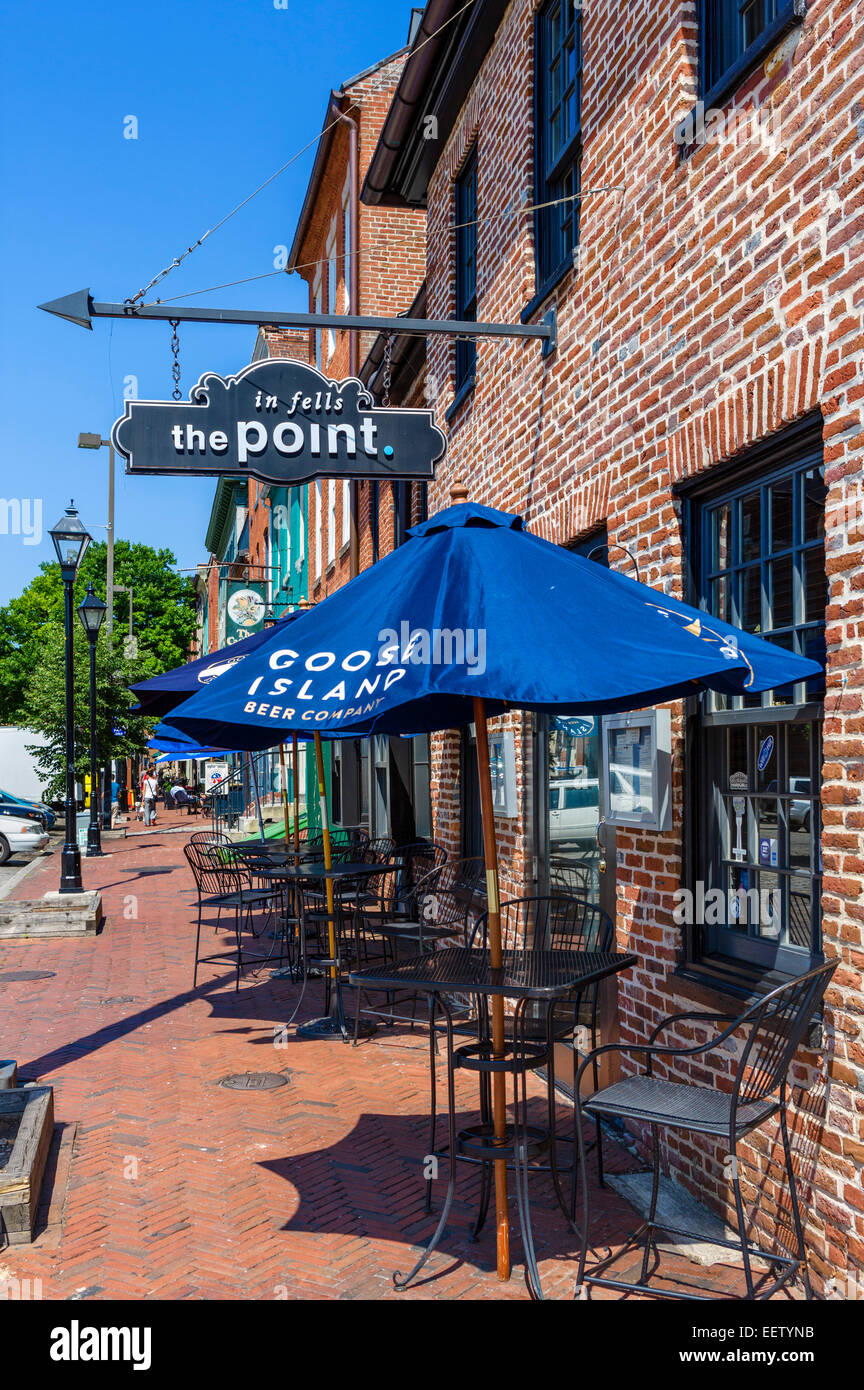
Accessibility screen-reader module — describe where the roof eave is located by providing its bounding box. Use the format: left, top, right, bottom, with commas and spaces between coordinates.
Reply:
361, 0, 510, 209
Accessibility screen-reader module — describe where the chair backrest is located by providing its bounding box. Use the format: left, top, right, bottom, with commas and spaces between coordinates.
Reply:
184, 841, 246, 897
469, 895, 614, 955
364, 836, 396, 862
190, 829, 232, 847
306, 827, 369, 854
387, 842, 448, 910
733, 960, 837, 1108
434, 857, 484, 897
234, 844, 278, 872
549, 858, 595, 899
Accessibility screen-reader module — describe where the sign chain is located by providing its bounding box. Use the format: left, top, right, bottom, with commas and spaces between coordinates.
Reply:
381, 332, 393, 408
170, 320, 182, 401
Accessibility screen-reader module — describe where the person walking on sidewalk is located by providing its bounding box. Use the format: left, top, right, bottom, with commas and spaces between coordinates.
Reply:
142, 767, 159, 826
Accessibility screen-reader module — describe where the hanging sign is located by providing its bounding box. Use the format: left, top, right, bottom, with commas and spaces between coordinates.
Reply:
225, 583, 267, 644
757, 734, 775, 773
111, 358, 446, 484
555, 716, 595, 738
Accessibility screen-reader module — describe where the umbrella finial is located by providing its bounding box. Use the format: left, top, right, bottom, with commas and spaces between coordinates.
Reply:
449, 478, 469, 504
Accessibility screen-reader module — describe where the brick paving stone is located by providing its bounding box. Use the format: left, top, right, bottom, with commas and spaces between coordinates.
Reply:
0, 811, 802, 1300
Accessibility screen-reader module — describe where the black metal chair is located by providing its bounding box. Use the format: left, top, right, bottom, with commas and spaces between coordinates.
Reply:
351, 858, 485, 1044
370, 855, 483, 950
184, 842, 281, 990
189, 829, 232, 847
573, 959, 837, 1300
467, 895, 614, 1217
549, 857, 595, 899
469, 895, 613, 1047
391, 841, 448, 914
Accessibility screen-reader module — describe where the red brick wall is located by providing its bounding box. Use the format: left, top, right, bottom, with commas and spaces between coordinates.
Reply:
287, 55, 427, 601
420, 0, 863, 1292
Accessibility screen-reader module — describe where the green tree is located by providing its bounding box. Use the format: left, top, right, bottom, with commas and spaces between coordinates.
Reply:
21, 620, 161, 802
0, 539, 197, 725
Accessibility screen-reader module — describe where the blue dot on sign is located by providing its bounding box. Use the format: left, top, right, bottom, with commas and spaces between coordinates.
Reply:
383, 445, 394, 458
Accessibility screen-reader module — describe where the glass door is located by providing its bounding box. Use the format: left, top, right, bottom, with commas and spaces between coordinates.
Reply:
544, 715, 610, 908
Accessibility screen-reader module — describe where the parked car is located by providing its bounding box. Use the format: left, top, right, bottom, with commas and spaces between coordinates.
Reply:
0, 805, 50, 864
789, 777, 813, 832
549, 778, 600, 844
0, 787, 56, 830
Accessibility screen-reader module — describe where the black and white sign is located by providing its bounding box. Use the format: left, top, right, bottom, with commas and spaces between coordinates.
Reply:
111, 358, 446, 484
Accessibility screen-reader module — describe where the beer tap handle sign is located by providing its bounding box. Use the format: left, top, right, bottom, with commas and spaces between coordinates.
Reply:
729, 771, 749, 862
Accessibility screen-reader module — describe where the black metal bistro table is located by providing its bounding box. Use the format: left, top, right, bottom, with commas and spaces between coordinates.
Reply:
233, 843, 330, 978
261, 861, 399, 1041
349, 946, 637, 1299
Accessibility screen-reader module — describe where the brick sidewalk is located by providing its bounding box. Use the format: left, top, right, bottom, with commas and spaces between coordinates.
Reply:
0, 818, 782, 1300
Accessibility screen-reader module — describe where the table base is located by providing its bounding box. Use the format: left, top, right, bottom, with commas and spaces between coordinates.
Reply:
297, 1014, 376, 1041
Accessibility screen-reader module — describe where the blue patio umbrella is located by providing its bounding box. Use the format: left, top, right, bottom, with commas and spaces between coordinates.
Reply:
131, 611, 312, 842
146, 721, 230, 758
169, 502, 821, 748
168, 497, 822, 1282
129, 610, 303, 718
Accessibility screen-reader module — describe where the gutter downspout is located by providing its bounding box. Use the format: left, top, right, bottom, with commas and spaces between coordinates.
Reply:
330, 96, 361, 579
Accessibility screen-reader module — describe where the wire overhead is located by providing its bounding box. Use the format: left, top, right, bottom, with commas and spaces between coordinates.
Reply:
147, 185, 626, 307
128, 1, 480, 308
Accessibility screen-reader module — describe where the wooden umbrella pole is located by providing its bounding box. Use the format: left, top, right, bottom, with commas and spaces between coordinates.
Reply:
473, 696, 511, 1282
313, 732, 337, 982
292, 732, 301, 869
278, 742, 291, 844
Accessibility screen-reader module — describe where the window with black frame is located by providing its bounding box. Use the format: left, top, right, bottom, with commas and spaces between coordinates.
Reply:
691, 438, 826, 975
454, 148, 477, 394
535, 0, 582, 291
702, 0, 790, 100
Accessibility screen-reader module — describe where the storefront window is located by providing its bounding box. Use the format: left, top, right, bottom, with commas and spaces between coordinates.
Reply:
692, 437, 825, 973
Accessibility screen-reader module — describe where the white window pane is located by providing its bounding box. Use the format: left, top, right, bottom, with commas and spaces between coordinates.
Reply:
342, 176, 352, 309
342, 479, 351, 545
315, 481, 322, 576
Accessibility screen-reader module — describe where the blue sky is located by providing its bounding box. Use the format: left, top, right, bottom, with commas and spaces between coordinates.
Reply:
0, 0, 416, 606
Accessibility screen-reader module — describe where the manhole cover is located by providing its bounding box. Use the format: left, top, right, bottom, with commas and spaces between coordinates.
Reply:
0, 970, 56, 982
218, 1072, 289, 1091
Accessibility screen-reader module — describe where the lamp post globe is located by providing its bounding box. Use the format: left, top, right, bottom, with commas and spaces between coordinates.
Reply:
77, 583, 107, 857
48, 501, 92, 893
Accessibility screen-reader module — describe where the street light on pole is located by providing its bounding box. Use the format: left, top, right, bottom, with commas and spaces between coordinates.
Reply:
77, 583, 107, 857
48, 502, 92, 894
77, 433, 114, 634
78, 431, 115, 829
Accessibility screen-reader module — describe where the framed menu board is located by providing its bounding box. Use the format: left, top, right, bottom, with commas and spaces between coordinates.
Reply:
600, 709, 672, 831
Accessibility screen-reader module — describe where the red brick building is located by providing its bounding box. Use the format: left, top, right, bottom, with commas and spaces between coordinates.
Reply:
260, 28, 427, 598
196, 19, 433, 832
253, 25, 433, 837
360, 0, 864, 1294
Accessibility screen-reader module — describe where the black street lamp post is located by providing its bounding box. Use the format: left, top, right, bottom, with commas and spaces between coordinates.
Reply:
48, 502, 92, 893
77, 583, 107, 857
